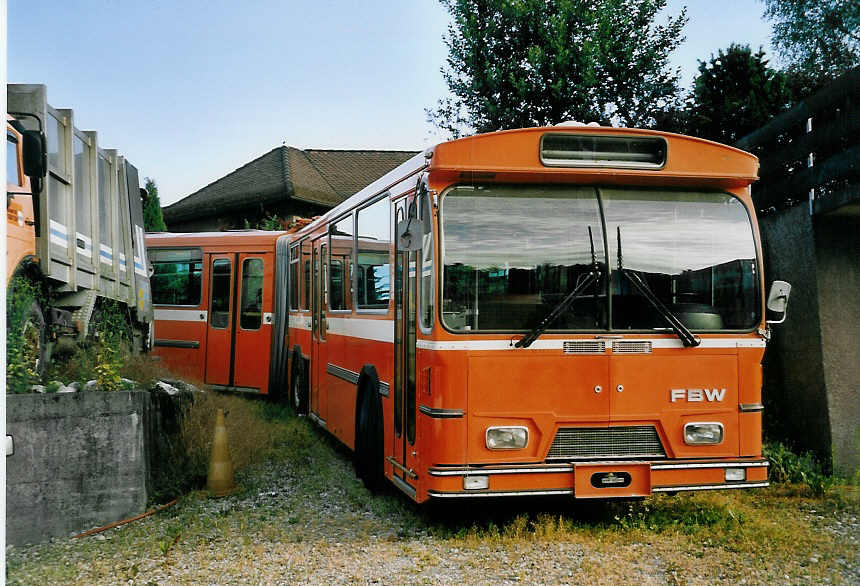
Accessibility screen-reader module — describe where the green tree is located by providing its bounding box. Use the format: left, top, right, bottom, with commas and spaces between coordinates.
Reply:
429, 0, 687, 136
687, 44, 791, 144
762, 0, 860, 98
143, 177, 168, 232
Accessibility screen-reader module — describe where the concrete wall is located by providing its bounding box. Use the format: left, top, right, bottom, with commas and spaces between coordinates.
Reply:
759, 205, 833, 459
814, 213, 860, 477
760, 204, 860, 477
6, 391, 149, 545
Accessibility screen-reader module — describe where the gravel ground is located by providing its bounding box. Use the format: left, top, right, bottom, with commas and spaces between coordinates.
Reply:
7, 434, 859, 585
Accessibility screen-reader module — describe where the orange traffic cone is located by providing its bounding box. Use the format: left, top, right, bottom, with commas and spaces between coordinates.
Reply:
207, 408, 236, 497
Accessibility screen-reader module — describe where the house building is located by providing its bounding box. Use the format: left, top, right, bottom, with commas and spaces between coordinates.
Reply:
162, 146, 417, 232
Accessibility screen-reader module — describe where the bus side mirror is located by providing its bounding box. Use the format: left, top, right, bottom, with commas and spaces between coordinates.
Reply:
396, 218, 423, 251
21, 130, 47, 179
766, 280, 791, 324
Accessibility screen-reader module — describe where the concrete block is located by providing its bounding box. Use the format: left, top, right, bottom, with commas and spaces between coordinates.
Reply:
5, 391, 150, 545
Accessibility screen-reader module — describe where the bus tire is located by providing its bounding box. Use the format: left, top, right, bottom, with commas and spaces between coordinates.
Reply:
290, 351, 309, 416
355, 376, 385, 493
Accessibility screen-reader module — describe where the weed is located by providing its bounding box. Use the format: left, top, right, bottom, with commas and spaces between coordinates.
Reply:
765, 441, 835, 496
150, 393, 298, 503
503, 514, 529, 539
41, 298, 158, 391
158, 525, 183, 561
5, 277, 42, 393
257, 214, 286, 231
90, 300, 132, 391
119, 354, 172, 388
181, 393, 292, 479
611, 494, 745, 536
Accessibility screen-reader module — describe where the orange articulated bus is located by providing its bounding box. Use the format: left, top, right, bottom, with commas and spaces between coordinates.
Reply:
149, 125, 792, 503
145, 230, 288, 393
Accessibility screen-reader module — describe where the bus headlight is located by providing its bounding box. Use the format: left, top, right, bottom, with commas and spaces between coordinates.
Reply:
684, 422, 724, 445
486, 426, 528, 450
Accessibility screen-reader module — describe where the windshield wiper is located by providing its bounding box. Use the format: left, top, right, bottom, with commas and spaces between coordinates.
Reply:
516, 227, 601, 349
616, 227, 700, 348
515, 268, 600, 348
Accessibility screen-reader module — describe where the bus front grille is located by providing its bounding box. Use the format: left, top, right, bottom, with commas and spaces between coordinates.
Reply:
546, 426, 666, 460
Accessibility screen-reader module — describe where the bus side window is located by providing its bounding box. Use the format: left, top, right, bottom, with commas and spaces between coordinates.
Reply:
329, 214, 354, 311
356, 197, 391, 309
301, 239, 312, 310
240, 258, 264, 330
419, 186, 434, 330
210, 259, 232, 328
289, 244, 300, 311
150, 248, 203, 306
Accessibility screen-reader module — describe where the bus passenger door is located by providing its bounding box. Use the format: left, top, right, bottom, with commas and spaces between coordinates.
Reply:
393, 199, 418, 490
205, 254, 234, 386
311, 237, 328, 422
232, 253, 273, 391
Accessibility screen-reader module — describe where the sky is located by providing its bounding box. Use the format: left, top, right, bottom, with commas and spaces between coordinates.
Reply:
7, 0, 776, 206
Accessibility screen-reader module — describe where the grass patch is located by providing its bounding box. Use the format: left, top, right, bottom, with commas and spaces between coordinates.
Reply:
180, 393, 294, 482
150, 392, 300, 503
7, 404, 858, 585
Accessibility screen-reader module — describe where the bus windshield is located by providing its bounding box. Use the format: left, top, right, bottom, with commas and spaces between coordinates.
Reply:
440, 185, 760, 333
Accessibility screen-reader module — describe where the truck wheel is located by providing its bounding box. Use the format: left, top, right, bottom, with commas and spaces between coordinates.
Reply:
290, 352, 308, 416
21, 300, 47, 379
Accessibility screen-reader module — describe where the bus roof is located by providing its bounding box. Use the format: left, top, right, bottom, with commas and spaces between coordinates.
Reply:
146, 229, 286, 248
429, 126, 759, 188
249, 126, 760, 240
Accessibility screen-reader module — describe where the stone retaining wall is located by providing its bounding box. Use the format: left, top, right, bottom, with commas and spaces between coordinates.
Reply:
6, 391, 150, 545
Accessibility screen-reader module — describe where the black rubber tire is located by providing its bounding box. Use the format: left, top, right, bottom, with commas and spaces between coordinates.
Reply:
290, 352, 309, 416
355, 383, 385, 492
354, 389, 370, 483
22, 300, 47, 379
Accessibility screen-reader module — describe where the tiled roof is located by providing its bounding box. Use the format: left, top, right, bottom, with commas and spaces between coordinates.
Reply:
303, 150, 421, 200
163, 146, 417, 222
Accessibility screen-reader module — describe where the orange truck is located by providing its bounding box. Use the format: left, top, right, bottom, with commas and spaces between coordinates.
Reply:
6, 84, 153, 372
148, 125, 791, 502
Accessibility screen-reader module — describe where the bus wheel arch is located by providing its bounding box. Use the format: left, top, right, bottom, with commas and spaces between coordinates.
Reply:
355, 364, 385, 492
289, 346, 309, 415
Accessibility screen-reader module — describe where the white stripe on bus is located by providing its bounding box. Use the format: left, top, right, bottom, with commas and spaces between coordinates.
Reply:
287, 316, 765, 350
415, 337, 765, 351
154, 309, 207, 322
327, 317, 394, 343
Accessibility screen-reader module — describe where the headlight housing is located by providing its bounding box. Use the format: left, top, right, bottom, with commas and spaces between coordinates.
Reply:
684, 422, 724, 445
486, 426, 529, 450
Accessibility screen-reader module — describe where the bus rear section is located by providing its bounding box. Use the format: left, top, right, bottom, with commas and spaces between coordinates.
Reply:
146, 230, 290, 396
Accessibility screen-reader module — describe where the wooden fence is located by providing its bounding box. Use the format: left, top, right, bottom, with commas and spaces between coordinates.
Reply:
735, 68, 859, 216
